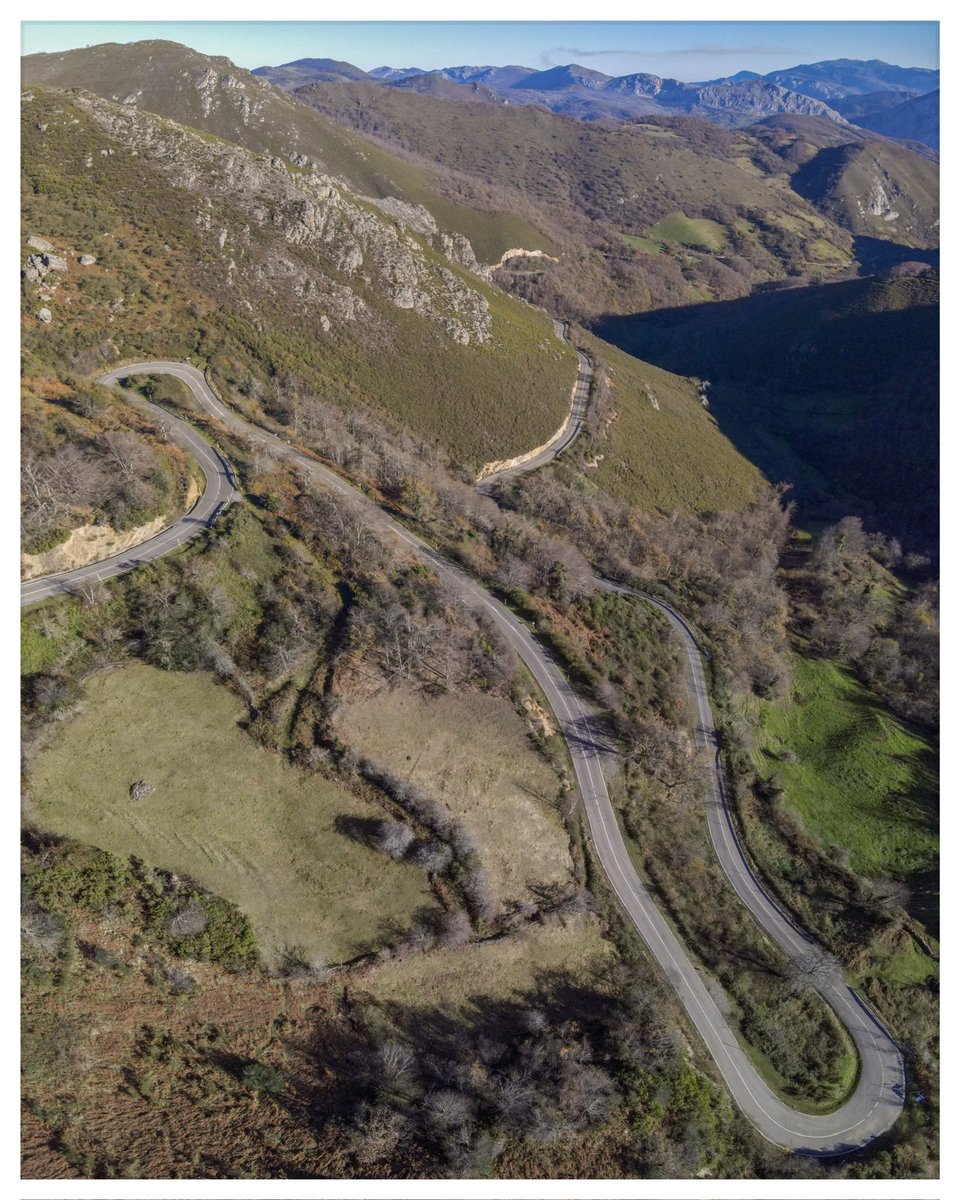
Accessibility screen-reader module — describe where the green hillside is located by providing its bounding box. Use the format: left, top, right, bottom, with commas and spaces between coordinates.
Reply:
573, 331, 765, 513
790, 140, 939, 247
599, 272, 938, 549
21, 41, 552, 264
21, 87, 573, 468
754, 656, 937, 882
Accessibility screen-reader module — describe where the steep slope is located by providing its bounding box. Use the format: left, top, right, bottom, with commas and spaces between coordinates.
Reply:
20, 86, 574, 468
599, 272, 938, 551
761, 59, 939, 102
20, 40, 552, 264
789, 139, 939, 246
569, 331, 765, 514
852, 89, 940, 152
293, 80, 865, 318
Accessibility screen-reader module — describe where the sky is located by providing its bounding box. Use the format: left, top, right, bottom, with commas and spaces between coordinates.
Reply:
20, 20, 939, 80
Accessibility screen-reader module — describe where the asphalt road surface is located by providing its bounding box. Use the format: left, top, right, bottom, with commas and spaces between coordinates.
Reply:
20, 357, 905, 1153
20, 372, 238, 605
478, 321, 592, 490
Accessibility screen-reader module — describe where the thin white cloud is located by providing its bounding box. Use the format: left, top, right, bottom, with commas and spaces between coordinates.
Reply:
540, 43, 791, 68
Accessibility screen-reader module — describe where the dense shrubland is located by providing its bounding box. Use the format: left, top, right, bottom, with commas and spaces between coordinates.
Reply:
792, 516, 938, 733
20, 72, 937, 1181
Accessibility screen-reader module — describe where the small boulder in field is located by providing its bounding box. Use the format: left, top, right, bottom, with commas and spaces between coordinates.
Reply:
79, 254, 97, 266
36, 308, 52, 324
27, 235, 53, 253
43, 254, 68, 273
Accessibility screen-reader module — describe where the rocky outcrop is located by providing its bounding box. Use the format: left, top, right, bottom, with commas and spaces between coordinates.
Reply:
73, 93, 492, 345
27, 234, 53, 252
434, 231, 481, 272
480, 246, 560, 278
22, 254, 47, 282
366, 195, 438, 238
22, 513, 165, 579
677, 81, 847, 126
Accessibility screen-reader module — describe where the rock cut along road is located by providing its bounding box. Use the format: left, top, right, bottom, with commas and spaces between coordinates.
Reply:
20, 349, 905, 1154
477, 320, 592, 490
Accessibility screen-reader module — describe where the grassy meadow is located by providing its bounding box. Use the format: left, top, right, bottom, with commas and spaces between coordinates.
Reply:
753, 657, 938, 881
28, 663, 436, 966
364, 915, 614, 1012
576, 330, 765, 514
334, 686, 573, 906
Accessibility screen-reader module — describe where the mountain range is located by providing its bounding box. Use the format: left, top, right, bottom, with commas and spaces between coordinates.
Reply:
20, 37, 939, 543
251, 55, 939, 147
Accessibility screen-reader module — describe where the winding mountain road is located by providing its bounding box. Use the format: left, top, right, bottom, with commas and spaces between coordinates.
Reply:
477, 320, 592, 490
20, 371, 238, 605
20, 351, 905, 1153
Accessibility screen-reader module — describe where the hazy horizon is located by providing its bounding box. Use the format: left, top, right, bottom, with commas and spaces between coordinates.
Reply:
21, 20, 939, 83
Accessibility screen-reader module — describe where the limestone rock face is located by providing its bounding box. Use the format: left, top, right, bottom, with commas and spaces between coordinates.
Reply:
73, 92, 492, 346
22, 254, 47, 282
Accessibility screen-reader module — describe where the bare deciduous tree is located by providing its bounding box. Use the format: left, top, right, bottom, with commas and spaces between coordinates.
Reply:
167, 898, 207, 940
425, 1088, 474, 1129
21, 899, 65, 955
409, 840, 453, 874
372, 820, 416, 861
786, 944, 841, 995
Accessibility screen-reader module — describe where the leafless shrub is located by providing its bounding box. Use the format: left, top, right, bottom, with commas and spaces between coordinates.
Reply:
860, 877, 912, 923
409, 840, 453, 874
461, 867, 499, 923
21, 898, 65, 955
167, 898, 207, 940
447, 820, 480, 860
278, 945, 332, 982
74, 579, 108, 608
435, 908, 472, 950
165, 966, 197, 994
372, 819, 416, 861
349, 1101, 407, 1166
491, 1072, 537, 1129
377, 1039, 417, 1091
404, 920, 437, 954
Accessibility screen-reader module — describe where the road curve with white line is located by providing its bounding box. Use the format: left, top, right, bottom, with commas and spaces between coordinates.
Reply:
20, 372, 238, 605
20, 357, 905, 1153
477, 320, 592, 490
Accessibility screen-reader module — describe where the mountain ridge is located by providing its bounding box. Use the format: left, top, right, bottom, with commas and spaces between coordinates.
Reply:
249, 53, 937, 142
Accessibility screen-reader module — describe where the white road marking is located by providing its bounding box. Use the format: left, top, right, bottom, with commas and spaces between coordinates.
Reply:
18, 354, 905, 1151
